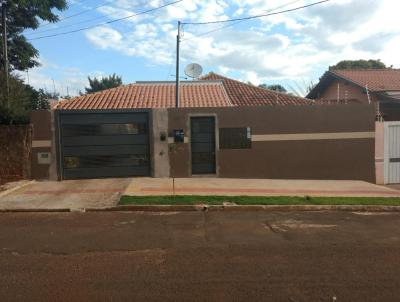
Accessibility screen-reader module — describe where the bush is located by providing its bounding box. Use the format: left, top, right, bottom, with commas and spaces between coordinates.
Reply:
0, 72, 49, 125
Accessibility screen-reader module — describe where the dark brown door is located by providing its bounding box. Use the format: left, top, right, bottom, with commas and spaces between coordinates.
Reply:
191, 116, 216, 174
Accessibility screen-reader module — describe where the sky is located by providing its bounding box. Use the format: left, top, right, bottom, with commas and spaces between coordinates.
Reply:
21, 0, 400, 96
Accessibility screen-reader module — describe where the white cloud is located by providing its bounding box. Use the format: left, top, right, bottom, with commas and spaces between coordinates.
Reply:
80, 0, 399, 86
17, 60, 104, 96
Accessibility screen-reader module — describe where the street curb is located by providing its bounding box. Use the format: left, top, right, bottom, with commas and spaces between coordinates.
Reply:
0, 208, 70, 213
2, 205, 400, 213
0, 180, 35, 199
87, 204, 400, 212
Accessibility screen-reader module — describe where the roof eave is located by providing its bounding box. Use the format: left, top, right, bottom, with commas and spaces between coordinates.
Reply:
306, 71, 334, 99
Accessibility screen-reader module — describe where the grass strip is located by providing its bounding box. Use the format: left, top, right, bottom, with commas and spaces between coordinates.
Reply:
119, 195, 400, 206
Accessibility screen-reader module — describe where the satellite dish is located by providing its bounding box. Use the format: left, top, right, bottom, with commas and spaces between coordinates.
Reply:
184, 63, 203, 79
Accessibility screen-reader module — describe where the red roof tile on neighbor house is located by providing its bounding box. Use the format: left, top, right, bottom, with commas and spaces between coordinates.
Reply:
331, 69, 400, 92
200, 72, 311, 106
55, 81, 232, 110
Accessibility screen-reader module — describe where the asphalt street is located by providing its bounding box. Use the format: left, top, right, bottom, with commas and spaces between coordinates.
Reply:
0, 210, 399, 302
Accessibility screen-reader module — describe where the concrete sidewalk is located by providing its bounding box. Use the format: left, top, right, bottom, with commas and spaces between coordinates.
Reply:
124, 178, 400, 197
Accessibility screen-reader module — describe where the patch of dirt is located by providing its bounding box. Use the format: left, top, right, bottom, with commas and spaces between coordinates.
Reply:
223, 201, 237, 206
0, 180, 30, 192
352, 212, 395, 216
265, 219, 337, 233
148, 212, 180, 216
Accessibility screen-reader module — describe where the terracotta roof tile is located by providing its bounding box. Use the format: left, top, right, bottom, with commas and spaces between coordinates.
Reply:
56, 81, 232, 110
56, 72, 313, 110
331, 69, 400, 92
199, 72, 311, 106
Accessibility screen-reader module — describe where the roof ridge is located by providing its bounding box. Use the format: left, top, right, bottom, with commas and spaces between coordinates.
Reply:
57, 83, 135, 105
203, 71, 309, 101
332, 68, 400, 72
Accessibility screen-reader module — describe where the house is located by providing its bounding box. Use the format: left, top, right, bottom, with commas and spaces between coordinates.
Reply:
307, 69, 400, 120
29, 73, 375, 182
200, 72, 310, 106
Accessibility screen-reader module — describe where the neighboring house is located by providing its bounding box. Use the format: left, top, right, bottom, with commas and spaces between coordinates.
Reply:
307, 69, 400, 120
30, 74, 376, 183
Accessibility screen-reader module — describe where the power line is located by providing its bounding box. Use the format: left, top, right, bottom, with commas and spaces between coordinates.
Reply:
28, 0, 184, 41
27, 0, 148, 36
44, 2, 109, 26
182, 0, 330, 25
182, 0, 303, 41
34, 0, 106, 30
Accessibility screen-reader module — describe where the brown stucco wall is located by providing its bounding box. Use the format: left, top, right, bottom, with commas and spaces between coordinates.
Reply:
30, 110, 52, 179
317, 79, 378, 104
167, 104, 376, 182
0, 125, 32, 184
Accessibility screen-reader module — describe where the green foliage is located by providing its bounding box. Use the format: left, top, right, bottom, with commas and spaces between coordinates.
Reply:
0, 73, 50, 125
85, 74, 123, 94
32, 89, 52, 110
119, 195, 400, 206
259, 84, 287, 93
329, 59, 390, 70
0, 0, 67, 71
0, 73, 33, 124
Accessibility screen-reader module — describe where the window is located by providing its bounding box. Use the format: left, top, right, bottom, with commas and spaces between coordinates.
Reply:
219, 127, 251, 149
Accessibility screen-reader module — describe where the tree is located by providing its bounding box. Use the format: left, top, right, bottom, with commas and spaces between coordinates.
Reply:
32, 89, 52, 110
0, 0, 67, 71
0, 74, 53, 124
259, 84, 287, 93
329, 59, 391, 71
85, 74, 123, 94
0, 73, 36, 124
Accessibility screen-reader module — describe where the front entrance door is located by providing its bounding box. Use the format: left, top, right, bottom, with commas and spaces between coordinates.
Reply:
191, 117, 216, 175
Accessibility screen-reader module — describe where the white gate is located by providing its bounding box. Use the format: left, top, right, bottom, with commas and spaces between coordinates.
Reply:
384, 122, 400, 184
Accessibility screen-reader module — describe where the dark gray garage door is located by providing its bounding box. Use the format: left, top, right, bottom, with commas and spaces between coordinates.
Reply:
58, 111, 150, 179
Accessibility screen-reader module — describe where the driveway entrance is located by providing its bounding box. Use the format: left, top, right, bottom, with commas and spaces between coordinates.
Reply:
0, 178, 131, 210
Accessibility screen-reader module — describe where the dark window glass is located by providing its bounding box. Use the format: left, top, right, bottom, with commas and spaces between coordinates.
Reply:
219, 127, 251, 149
64, 154, 148, 169
62, 123, 147, 137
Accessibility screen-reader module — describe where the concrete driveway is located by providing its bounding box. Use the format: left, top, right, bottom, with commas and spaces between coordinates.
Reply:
0, 178, 131, 210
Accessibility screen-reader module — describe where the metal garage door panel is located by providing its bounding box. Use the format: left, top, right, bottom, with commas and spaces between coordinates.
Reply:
60, 113, 148, 124
59, 111, 150, 180
64, 166, 149, 179
63, 145, 148, 156
62, 135, 148, 147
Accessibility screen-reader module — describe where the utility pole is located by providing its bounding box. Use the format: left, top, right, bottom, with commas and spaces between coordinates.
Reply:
175, 21, 181, 108
1, 0, 9, 106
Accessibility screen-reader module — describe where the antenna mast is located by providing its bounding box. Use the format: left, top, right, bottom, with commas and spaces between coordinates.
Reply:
2, 0, 9, 107
175, 21, 181, 108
